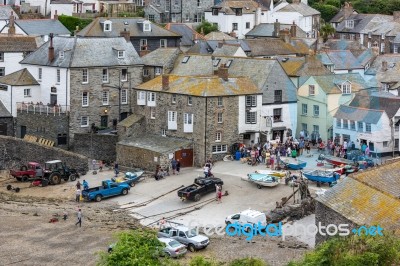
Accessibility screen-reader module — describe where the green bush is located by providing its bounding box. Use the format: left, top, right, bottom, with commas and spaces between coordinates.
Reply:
195, 20, 219, 35
229, 257, 267, 266
58, 15, 92, 35
189, 256, 221, 266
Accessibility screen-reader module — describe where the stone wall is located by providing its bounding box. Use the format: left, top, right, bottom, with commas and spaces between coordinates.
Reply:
0, 117, 14, 136
315, 201, 358, 245
16, 111, 69, 148
116, 143, 162, 171
73, 133, 118, 162
0, 135, 88, 171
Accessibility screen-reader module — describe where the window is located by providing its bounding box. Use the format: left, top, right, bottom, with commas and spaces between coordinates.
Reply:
232, 23, 238, 31
160, 39, 167, 48
217, 112, 223, 123
197, 0, 200, 7
140, 39, 148, 50
121, 69, 128, 81
226, 59, 233, 68
235, 8, 242, 16
194, 14, 202, 23
302, 104, 307, 115
57, 133, 67, 145
82, 92, 89, 106
117, 50, 125, 58
184, 113, 193, 132
394, 45, 399, 54
82, 69, 88, 83
366, 123, 371, 133
137, 91, 146, 105
81, 116, 89, 127
350, 34, 355, 40
217, 96, 223, 106
395, 117, 400, 131
121, 89, 127, 104
148, 14, 155, 21
274, 90, 282, 102
313, 125, 319, 134
0, 67, 5, 77
165, 0, 170, 11
185, 14, 190, 21
143, 23, 151, 31
343, 120, 348, 129
381, 33, 385, 40
0, 52, 3, 61
150, 108, 155, 119
182, 56, 190, 63
373, 41, 378, 48
102, 91, 109, 105
309, 85, 315, 95
350, 120, 356, 130
212, 144, 227, 153
143, 69, 149, 77
245, 95, 256, 107
147, 92, 156, 106
168, 111, 177, 130
246, 22, 250, 29
213, 58, 220, 67
357, 121, 363, 131
313, 105, 319, 116
171, 94, 176, 104
161, 129, 166, 136
24, 88, 31, 97
188, 96, 192, 105
104, 21, 112, 31
212, 8, 218, 15
38, 68, 42, 80
381, 42, 385, 53
245, 111, 257, 124
302, 123, 307, 132
273, 108, 282, 122
345, 20, 354, 29
59, 51, 64, 59
336, 119, 341, 128
215, 132, 221, 142
383, 141, 389, 147
340, 34, 346, 40
102, 69, 108, 83
56, 69, 60, 83
155, 67, 162, 76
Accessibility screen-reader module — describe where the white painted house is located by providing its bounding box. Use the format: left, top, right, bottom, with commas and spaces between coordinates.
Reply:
204, 0, 269, 39
50, 0, 99, 19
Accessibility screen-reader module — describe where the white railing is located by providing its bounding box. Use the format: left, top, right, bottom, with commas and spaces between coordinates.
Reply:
17, 102, 70, 116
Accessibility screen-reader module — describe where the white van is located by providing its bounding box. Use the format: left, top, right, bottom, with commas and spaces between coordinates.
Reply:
225, 209, 267, 227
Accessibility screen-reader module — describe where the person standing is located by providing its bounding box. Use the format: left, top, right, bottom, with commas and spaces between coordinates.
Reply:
114, 162, 119, 177
176, 160, 181, 175
75, 188, 81, 202
365, 146, 370, 157
82, 180, 89, 190
171, 158, 177, 175
215, 184, 220, 201
76, 181, 81, 190
75, 209, 82, 227
203, 164, 210, 178
343, 140, 348, 155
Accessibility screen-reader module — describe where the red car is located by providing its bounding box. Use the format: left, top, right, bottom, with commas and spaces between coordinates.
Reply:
10, 162, 43, 182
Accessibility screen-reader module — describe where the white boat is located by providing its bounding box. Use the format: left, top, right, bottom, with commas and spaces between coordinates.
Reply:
247, 173, 280, 189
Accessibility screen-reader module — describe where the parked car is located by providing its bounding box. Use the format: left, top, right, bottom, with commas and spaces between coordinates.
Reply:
157, 225, 209, 252
82, 180, 130, 202
225, 209, 267, 227
178, 177, 223, 202
158, 237, 187, 258
10, 162, 43, 182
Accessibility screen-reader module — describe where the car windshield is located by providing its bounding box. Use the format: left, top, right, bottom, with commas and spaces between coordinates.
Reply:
168, 240, 181, 248
186, 229, 198, 238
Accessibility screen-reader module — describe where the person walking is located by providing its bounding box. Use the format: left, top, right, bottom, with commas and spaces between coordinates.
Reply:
114, 162, 119, 177
76, 181, 81, 190
215, 184, 220, 201
217, 185, 222, 203
171, 158, 177, 175
176, 160, 181, 175
75, 188, 81, 202
75, 209, 82, 227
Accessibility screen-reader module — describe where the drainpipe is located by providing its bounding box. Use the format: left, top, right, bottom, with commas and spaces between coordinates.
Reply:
204, 97, 207, 164
10, 85, 12, 117
66, 68, 70, 150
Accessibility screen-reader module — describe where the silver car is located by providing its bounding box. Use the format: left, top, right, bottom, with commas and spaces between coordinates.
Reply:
158, 237, 187, 258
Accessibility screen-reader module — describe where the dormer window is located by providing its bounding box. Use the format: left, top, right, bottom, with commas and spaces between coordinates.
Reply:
104, 20, 112, 32
212, 8, 218, 16
234, 8, 242, 16
143, 22, 151, 32
59, 51, 64, 59
345, 20, 354, 29
213, 58, 220, 67
226, 59, 233, 68
117, 50, 125, 58
341, 82, 351, 94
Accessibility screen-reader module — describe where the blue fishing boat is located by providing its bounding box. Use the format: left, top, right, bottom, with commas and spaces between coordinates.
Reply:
279, 157, 307, 170
247, 173, 280, 189
302, 170, 340, 184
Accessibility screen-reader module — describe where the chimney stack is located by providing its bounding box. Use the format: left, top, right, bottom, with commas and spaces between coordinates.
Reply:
279, 28, 291, 43
292, 0, 300, 4
120, 28, 130, 42
393, 11, 400, 22
382, 61, 388, 71
8, 11, 15, 35
54, 10, 59, 20
273, 19, 280, 37
48, 33, 55, 62
255, 6, 261, 26
290, 21, 297, 38
343, 2, 353, 20
217, 64, 229, 81
162, 75, 170, 90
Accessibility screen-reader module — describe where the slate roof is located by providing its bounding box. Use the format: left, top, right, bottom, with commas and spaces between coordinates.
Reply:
20, 36, 143, 68
349, 93, 400, 119
330, 7, 357, 23
246, 38, 309, 56
204, 31, 235, 40
77, 17, 180, 38
186, 40, 213, 54
208, 0, 268, 14
335, 14, 400, 36
0, 68, 39, 86
321, 39, 367, 54
207, 40, 251, 52
165, 23, 205, 46
0, 34, 40, 52
119, 134, 193, 154
212, 45, 243, 56
13, 19, 70, 36
365, 54, 400, 75
317, 174, 400, 236
0, 6, 18, 20
312, 73, 372, 94
0, 100, 12, 117
117, 114, 144, 128
135, 75, 261, 97
317, 50, 364, 70
333, 105, 384, 124
276, 2, 320, 16
245, 23, 307, 38
279, 56, 331, 77
142, 48, 181, 67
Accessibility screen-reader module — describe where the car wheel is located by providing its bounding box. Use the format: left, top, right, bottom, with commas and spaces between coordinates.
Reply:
129, 182, 135, 187
257, 184, 262, 189
194, 194, 201, 202
95, 195, 102, 202
121, 188, 128, 195
49, 173, 61, 185
69, 174, 77, 182
188, 244, 196, 252
22, 175, 29, 182
16, 177, 22, 182
6, 185, 12, 190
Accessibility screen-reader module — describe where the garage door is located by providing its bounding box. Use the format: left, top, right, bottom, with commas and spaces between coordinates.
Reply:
174, 149, 193, 168
0, 123, 7, 136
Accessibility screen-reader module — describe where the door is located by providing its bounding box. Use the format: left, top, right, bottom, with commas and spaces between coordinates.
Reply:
174, 149, 193, 167
100, 115, 108, 128
20, 126, 26, 138
0, 123, 7, 136
120, 112, 128, 121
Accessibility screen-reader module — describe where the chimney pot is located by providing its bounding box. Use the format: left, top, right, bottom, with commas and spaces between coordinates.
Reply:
290, 22, 297, 38
48, 33, 55, 62
162, 75, 170, 90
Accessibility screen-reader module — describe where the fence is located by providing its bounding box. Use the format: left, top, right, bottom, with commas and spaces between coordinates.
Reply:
17, 102, 70, 116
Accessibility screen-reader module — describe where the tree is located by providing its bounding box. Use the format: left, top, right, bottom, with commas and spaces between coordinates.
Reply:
312, 3, 339, 22
195, 20, 219, 35
319, 23, 336, 43
58, 15, 92, 35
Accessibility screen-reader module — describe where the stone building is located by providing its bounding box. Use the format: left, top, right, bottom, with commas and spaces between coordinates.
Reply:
0, 101, 13, 136
120, 69, 262, 169
144, 0, 214, 24
19, 35, 143, 148
141, 47, 181, 82
316, 158, 400, 245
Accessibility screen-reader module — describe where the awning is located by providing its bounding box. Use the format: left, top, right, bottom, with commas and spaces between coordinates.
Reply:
272, 127, 286, 131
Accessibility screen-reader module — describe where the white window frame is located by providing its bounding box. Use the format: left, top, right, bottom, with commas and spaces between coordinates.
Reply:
313, 125, 319, 134
302, 103, 307, 115
104, 21, 112, 31
171, 94, 176, 104
59, 51, 64, 59
188, 96, 192, 105
215, 132, 221, 142
357, 121, 363, 132
82, 91, 89, 107
366, 123, 371, 133
137, 91, 146, 105
345, 20, 354, 29
336, 118, 342, 128
140, 39, 148, 50
217, 112, 223, 123
160, 39, 167, 48
350, 120, 356, 130
24, 88, 31, 97
82, 68, 88, 84
217, 96, 223, 106
183, 113, 193, 133
232, 23, 238, 31
343, 120, 348, 129
197, 0, 201, 7
383, 141, 388, 147
147, 92, 156, 106
309, 85, 315, 95
155, 67, 162, 76
117, 50, 125, 58
102, 69, 109, 83
168, 111, 177, 130
342, 83, 351, 94
143, 23, 151, 31
81, 116, 89, 127
121, 69, 128, 81
56, 69, 61, 83
102, 91, 109, 105
121, 89, 127, 104
245, 95, 256, 107
38, 68, 42, 81
185, 14, 190, 21
212, 144, 227, 154
313, 105, 319, 116
245, 111, 257, 124
161, 129, 166, 136
143, 69, 149, 77
150, 107, 155, 119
